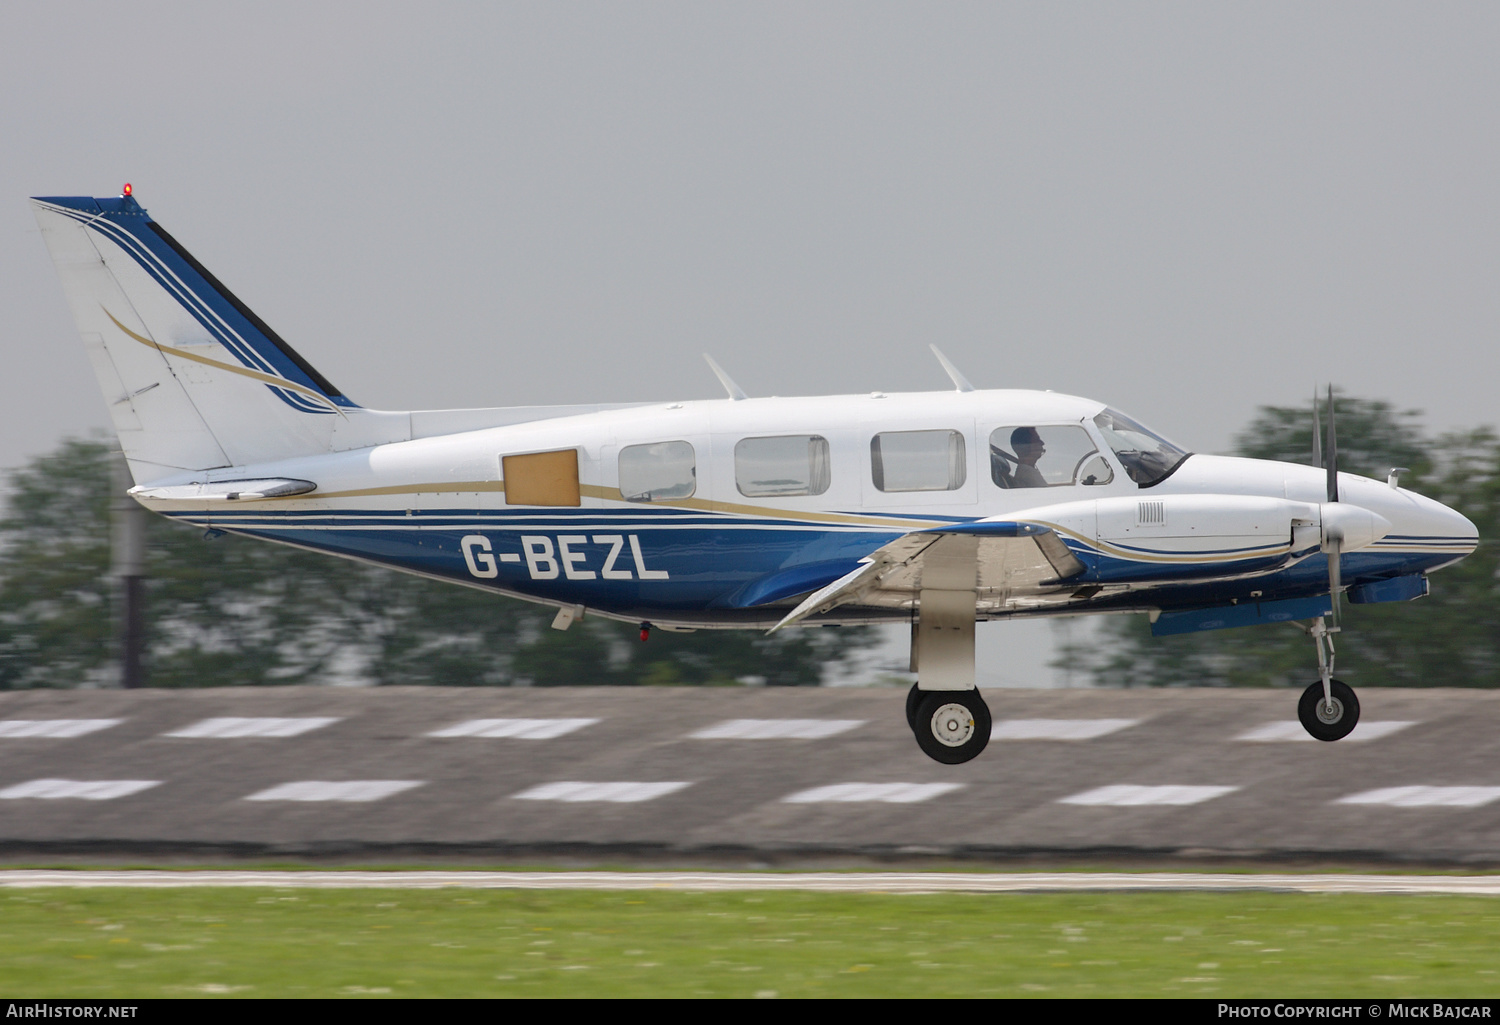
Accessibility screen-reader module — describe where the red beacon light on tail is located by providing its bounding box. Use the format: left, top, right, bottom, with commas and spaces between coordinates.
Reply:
121, 183, 133, 197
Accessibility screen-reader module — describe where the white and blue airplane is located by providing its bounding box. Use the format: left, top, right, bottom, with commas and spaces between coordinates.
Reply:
30, 189, 1478, 763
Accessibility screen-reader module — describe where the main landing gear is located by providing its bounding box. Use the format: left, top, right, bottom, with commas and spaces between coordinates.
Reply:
906, 588, 992, 764
1295, 616, 1360, 741
907, 683, 992, 764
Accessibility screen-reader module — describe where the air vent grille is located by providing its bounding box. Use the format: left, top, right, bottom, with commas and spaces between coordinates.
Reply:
1137, 500, 1166, 527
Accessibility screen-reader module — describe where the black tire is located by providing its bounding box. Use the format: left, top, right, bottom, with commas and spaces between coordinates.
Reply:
1297, 678, 1360, 741
905, 683, 922, 732
913, 690, 992, 764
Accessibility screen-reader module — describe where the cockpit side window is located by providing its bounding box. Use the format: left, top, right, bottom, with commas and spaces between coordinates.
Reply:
990, 425, 1112, 488
1092, 408, 1190, 487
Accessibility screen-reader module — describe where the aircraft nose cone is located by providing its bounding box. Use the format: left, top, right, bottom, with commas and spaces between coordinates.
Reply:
1321, 472, 1478, 567
1405, 486, 1477, 539
1380, 484, 1478, 565
1431, 497, 1479, 548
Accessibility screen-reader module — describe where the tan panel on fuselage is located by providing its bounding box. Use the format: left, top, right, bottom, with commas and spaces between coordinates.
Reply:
502, 449, 581, 507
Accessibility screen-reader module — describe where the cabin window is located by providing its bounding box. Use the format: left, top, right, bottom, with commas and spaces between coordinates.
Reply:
989, 425, 1113, 489
735, 435, 831, 498
870, 430, 966, 492
502, 449, 581, 506
619, 441, 697, 502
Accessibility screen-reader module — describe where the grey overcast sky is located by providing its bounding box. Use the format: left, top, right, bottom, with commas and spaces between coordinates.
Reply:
4, 2, 1499, 473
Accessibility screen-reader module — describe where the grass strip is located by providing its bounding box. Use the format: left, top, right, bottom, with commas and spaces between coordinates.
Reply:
1, 887, 1497, 998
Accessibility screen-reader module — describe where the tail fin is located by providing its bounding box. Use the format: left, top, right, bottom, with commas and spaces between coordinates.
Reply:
31, 193, 359, 482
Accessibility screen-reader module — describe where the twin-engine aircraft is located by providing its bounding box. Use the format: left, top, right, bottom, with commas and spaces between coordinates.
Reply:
31, 190, 1478, 763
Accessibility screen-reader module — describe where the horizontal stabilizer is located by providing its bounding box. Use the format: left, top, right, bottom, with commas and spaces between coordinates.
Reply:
129, 478, 317, 503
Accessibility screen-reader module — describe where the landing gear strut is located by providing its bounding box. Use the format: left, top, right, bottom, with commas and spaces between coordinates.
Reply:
1295, 616, 1360, 741
906, 588, 991, 763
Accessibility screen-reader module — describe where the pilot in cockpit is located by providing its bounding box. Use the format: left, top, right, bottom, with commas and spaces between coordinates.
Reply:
1007, 427, 1048, 487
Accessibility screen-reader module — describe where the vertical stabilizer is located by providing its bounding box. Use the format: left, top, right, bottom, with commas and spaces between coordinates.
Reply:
31, 194, 358, 482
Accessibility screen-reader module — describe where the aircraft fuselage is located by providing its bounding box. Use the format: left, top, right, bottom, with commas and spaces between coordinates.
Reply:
128, 388, 1476, 630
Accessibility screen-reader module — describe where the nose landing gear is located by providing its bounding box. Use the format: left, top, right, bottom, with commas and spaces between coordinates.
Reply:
1299, 678, 1359, 741
1295, 616, 1360, 741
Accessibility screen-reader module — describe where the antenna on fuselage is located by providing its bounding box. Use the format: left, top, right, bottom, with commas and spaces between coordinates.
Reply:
703, 354, 748, 401
929, 345, 974, 392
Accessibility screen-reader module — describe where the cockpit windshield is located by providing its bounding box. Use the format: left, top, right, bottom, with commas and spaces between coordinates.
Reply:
1092, 408, 1191, 486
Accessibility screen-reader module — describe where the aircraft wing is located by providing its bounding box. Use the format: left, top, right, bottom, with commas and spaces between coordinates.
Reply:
769, 521, 1088, 632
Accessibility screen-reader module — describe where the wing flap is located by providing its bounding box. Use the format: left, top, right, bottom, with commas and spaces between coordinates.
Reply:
1034, 529, 1086, 580
770, 521, 1090, 632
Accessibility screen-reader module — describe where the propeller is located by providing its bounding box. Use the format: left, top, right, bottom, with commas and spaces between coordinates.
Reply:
1312, 387, 1322, 470
1309, 387, 1392, 629
1325, 384, 1339, 504
1319, 385, 1342, 630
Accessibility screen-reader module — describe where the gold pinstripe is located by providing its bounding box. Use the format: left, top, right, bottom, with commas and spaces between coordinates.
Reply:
137, 478, 940, 530
103, 306, 340, 412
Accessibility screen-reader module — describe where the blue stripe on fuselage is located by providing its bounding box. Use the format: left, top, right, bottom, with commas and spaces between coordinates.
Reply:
196, 518, 899, 612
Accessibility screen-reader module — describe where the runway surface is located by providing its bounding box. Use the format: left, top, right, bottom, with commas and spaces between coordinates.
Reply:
2, 685, 1498, 866
3, 869, 1499, 894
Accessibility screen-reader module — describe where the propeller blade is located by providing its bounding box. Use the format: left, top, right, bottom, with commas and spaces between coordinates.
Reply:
1325, 384, 1339, 504
1312, 387, 1323, 469
1327, 535, 1342, 632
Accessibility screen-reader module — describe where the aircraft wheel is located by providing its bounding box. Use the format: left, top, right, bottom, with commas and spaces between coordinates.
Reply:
1297, 679, 1360, 742
913, 690, 992, 764
905, 683, 922, 732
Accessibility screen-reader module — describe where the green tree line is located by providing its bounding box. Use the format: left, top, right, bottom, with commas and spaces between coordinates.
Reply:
1068, 395, 1500, 688
0, 439, 873, 689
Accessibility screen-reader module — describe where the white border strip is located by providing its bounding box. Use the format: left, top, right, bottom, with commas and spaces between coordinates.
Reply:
0, 871, 1498, 894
